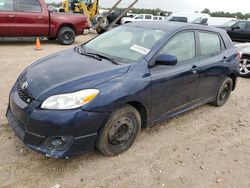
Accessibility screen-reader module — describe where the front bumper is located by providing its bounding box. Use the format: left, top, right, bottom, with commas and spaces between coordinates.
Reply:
6, 86, 108, 159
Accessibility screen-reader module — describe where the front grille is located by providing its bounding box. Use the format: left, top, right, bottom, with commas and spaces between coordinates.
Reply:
17, 83, 34, 103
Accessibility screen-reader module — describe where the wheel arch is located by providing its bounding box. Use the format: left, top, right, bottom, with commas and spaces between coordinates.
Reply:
127, 101, 148, 128
242, 53, 250, 59
57, 24, 76, 36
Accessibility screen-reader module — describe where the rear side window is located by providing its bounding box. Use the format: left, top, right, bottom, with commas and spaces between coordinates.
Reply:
0, 0, 14, 11
16, 0, 41, 12
199, 32, 222, 56
160, 32, 196, 62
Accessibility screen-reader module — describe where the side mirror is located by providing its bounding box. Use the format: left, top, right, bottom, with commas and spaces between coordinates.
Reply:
155, 54, 177, 66
232, 26, 240, 30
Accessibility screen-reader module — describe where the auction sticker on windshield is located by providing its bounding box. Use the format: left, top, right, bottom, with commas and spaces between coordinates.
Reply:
130, 45, 150, 55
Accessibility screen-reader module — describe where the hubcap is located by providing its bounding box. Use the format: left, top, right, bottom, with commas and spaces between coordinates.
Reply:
109, 116, 134, 145
239, 59, 250, 75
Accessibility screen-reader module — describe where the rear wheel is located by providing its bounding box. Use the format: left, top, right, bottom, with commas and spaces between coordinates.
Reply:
210, 77, 233, 107
239, 56, 250, 78
96, 105, 141, 156
57, 27, 76, 45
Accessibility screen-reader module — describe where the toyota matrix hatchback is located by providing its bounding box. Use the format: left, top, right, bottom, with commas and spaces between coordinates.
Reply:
6, 22, 239, 158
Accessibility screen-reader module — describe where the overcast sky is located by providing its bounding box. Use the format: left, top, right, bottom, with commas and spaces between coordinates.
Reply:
47, 0, 250, 13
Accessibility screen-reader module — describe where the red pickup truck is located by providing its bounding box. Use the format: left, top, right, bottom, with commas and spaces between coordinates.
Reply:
0, 0, 89, 45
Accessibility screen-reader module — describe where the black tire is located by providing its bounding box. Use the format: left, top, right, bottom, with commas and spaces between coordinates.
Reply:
57, 27, 76, 45
96, 27, 106, 35
96, 105, 141, 156
210, 77, 233, 107
239, 55, 250, 78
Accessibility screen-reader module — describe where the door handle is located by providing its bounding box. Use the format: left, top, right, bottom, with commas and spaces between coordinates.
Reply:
8, 14, 15, 18
37, 16, 43, 19
191, 65, 199, 74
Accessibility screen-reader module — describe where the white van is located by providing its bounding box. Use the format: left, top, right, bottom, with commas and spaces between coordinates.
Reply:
194, 17, 237, 26
167, 12, 210, 23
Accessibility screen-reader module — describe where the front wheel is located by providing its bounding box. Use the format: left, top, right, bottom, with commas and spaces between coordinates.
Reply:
57, 27, 76, 45
210, 77, 233, 107
239, 56, 250, 78
96, 105, 141, 156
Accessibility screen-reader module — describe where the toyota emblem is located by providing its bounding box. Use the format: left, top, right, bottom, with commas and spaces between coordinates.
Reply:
21, 82, 28, 90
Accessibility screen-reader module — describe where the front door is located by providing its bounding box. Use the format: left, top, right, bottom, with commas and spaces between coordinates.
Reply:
150, 31, 199, 122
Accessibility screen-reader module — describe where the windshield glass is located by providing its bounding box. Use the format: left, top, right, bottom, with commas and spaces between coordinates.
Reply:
84, 26, 166, 63
222, 20, 237, 27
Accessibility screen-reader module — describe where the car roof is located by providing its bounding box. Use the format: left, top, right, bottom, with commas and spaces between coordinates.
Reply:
126, 21, 225, 34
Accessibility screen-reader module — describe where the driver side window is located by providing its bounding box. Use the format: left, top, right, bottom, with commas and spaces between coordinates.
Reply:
159, 32, 196, 62
234, 21, 246, 29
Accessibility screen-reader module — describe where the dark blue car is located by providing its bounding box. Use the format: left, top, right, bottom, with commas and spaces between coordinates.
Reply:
6, 22, 239, 158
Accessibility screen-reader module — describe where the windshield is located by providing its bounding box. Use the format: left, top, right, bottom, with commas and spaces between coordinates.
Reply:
222, 20, 237, 27
84, 26, 166, 63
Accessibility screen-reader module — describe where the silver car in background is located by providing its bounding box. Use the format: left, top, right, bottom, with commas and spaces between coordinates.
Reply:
235, 43, 250, 77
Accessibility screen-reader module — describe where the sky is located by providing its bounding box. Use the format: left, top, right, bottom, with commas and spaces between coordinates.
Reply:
47, 0, 250, 14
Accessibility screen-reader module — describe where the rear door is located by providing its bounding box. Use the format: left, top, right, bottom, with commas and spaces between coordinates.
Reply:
14, 0, 49, 36
0, 0, 18, 36
197, 31, 229, 101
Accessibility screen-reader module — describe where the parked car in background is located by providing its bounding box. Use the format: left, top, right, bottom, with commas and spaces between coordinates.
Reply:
235, 43, 250, 77
153, 16, 166, 21
7, 22, 239, 158
121, 14, 154, 24
169, 16, 188, 22
220, 20, 250, 42
194, 17, 236, 27
167, 12, 210, 23
0, 0, 89, 44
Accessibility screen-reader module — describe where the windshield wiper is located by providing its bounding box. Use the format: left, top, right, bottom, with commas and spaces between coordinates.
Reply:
88, 52, 119, 65
76, 46, 102, 61
79, 45, 119, 65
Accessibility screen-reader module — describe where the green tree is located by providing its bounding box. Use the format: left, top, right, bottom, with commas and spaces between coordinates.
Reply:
201, 8, 211, 14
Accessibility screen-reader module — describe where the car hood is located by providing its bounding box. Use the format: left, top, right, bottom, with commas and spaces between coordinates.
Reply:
235, 43, 250, 52
18, 48, 130, 100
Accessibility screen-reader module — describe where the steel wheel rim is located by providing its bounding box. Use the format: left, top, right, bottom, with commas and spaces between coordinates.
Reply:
108, 115, 135, 146
63, 31, 73, 41
239, 59, 250, 75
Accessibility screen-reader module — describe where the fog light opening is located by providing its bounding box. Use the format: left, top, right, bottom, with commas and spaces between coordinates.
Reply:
51, 137, 65, 147
43, 136, 73, 151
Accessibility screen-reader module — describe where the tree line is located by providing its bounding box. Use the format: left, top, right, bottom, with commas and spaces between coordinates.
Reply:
201, 8, 250, 20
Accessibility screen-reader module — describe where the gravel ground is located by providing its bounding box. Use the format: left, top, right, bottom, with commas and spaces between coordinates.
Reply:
0, 36, 250, 188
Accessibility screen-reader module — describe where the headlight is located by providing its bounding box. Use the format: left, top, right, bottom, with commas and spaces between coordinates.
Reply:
41, 89, 99, 110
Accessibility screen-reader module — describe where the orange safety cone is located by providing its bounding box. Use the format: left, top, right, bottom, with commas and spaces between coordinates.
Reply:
35, 37, 42, 50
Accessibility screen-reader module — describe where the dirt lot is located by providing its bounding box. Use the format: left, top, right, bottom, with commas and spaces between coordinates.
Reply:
0, 36, 250, 188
